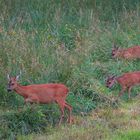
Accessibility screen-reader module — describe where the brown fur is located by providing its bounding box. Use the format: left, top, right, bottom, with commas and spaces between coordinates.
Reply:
112, 46, 140, 59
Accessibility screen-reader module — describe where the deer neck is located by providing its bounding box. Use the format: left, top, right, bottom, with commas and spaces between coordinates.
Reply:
14, 84, 28, 98
117, 49, 125, 58
115, 76, 120, 84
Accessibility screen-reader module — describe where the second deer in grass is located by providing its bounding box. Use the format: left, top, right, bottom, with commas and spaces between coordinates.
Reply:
7, 72, 72, 125
112, 45, 140, 59
106, 71, 140, 99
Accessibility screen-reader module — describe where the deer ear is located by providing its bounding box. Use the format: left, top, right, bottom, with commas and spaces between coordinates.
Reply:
16, 75, 20, 81
16, 71, 22, 81
111, 75, 116, 79
7, 74, 10, 80
113, 44, 116, 48
117, 47, 120, 51
106, 75, 110, 79
113, 44, 119, 50
105, 75, 111, 81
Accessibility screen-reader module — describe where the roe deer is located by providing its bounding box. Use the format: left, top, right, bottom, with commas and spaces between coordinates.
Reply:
112, 45, 140, 59
7, 73, 72, 125
106, 71, 140, 99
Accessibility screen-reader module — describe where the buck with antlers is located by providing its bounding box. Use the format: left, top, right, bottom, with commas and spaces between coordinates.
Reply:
7, 72, 72, 125
112, 45, 140, 59
106, 71, 140, 99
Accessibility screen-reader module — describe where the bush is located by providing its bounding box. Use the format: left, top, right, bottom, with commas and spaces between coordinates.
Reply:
0, 106, 47, 139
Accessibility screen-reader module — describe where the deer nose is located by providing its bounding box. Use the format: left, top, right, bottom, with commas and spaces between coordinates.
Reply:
106, 85, 110, 88
112, 54, 116, 59
7, 88, 12, 92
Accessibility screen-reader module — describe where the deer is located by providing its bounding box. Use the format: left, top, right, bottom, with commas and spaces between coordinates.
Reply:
106, 71, 140, 99
7, 72, 72, 125
112, 45, 140, 59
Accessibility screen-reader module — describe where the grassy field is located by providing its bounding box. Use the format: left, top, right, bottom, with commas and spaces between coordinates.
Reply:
17, 95, 140, 140
0, 0, 140, 139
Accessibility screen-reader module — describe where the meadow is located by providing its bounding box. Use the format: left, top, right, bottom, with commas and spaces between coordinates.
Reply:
0, 0, 140, 139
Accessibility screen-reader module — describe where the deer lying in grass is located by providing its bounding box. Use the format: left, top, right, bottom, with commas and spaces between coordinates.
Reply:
112, 45, 140, 59
7, 73, 72, 125
106, 71, 140, 99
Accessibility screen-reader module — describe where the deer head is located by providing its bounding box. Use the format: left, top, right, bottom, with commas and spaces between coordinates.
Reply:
7, 71, 21, 92
106, 75, 116, 88
112, 45, 120, 58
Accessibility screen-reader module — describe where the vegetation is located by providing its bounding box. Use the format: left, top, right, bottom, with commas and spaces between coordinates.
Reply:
17, 96, 140, 140
0, 0, 140, 139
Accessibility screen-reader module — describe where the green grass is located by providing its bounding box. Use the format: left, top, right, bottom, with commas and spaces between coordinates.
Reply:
16, 96, 140, 140
0, 0, 140, 139
112, 130, 140, 140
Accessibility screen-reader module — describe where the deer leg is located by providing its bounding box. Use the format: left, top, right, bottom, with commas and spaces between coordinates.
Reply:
128, 86, 132, 99
24, 98, 38, 110
59, 106, 65, 125
64, 102, 72, 124
57, 100, 65, 125
24, 98, 33, 105
118, 87, 127, 98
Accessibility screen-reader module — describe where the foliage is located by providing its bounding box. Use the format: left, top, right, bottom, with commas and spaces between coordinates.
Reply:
0, 106, 47, 139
